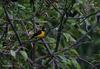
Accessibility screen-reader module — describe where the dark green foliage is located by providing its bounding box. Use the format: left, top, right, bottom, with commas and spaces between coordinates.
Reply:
0, 0, 100, 69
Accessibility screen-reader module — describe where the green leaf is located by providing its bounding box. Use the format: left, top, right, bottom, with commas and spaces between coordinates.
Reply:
10, 50, 16, 58
46, 37, 56, 43
71, 58, 81, 69
63, 33, 76, 43
20, 51, 28, 61
58, 55, 67, 63
58, 55, 72, 69
0, 44, 3, 48
58, 55, 72, 65
69, 49, 79, 57
78, 29, 91, 39
17, 4, 26, 9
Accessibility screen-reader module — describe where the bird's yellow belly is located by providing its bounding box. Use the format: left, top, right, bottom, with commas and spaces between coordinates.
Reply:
37, 31, 45, 38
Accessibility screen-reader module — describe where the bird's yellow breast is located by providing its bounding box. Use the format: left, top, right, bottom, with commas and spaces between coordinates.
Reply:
37, 31, 45, 38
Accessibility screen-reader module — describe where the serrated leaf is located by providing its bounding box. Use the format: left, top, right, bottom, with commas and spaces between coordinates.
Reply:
10, 50, 16, 58
20, 51, 28, 61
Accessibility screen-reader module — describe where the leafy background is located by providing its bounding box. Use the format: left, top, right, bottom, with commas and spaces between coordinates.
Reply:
0, 0, 100, 69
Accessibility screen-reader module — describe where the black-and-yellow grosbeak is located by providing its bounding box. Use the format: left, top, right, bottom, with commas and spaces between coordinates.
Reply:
31, 27, 46, 39
31, 30, 45, 39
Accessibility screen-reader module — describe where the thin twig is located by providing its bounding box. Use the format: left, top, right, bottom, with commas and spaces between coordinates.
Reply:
54, 12, 65, 52
80, 10, 100, 23
41, 38, 53, 56
77, 56, 97, 69
54, 12, 99, 55
2, 1, 23, 47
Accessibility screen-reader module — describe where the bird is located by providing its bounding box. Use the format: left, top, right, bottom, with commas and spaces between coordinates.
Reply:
31, 27, 46, 39
31, 30, 45, 39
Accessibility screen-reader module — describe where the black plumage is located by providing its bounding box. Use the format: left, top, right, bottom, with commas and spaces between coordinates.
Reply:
31, 30, 42, 38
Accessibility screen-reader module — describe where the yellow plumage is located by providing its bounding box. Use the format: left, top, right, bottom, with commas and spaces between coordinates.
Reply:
37, 31, 45, 38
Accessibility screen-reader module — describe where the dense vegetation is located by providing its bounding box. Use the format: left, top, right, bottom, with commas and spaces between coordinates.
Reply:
0, 0, 100, 69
